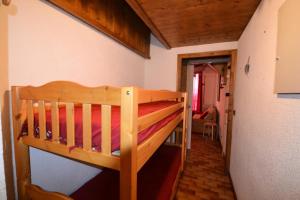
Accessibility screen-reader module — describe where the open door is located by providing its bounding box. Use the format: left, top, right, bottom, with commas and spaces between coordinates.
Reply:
186, 65, 194, 150
177, 50, 237, 173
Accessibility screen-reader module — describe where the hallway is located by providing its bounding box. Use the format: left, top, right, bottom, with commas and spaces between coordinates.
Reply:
176, 133, 235, 200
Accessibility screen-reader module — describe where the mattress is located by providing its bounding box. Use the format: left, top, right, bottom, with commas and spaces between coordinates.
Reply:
70, 145, 182, 200
21, 101, 182, 152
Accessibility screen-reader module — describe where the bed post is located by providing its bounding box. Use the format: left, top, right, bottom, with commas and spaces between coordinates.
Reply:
11, 86, 31, 200
120, 87, 138, 200
181, 92, 188, 170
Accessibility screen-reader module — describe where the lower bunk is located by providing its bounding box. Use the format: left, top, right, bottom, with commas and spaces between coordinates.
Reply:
27, 144, 182, 200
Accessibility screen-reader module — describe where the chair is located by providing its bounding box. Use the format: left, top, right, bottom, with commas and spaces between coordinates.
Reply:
202, 107, 218, 140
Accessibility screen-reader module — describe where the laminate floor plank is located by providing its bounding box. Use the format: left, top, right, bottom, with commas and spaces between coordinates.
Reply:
176, 133, 235, 200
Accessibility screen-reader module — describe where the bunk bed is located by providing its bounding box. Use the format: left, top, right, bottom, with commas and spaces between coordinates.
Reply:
11, 81, 187, 200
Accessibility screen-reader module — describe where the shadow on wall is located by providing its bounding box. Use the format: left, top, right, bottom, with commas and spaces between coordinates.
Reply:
0, 2, 18, 200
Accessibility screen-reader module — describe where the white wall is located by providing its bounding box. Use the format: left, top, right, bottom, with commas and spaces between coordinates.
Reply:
144, 36, 238, 91
0, 114, 7, 200
202, 67, 218, 109
231, 0, 300, 199
8, 0, 145, 195
9, 0, 145, 87
0, 3, 9, 200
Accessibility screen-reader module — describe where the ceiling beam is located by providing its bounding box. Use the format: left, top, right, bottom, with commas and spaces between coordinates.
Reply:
125, 0, 171, 49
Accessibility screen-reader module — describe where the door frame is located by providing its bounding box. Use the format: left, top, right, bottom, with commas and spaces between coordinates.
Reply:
1, 4, 16, 199
177, 49, 237, 173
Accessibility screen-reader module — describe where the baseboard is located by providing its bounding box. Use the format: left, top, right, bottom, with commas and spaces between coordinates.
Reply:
228, 172, 237, 200
227, 168, 238, 200
222, 154, 238, 200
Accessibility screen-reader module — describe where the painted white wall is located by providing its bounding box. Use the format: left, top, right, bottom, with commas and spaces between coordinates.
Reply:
0, 3, 8, 200
231, 0, 300, 199
202, 67, 218, 109
8, 0, 145, 195
0, 112, 7, 200
144, 36, 238, 91
9, 0, 145, 87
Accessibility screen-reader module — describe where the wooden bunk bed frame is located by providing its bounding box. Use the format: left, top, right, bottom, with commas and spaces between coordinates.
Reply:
11, 81, 187, 200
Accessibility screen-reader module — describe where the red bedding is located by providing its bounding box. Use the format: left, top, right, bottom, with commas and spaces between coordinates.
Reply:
70, 145, 182, 200
22, 101, 182, 152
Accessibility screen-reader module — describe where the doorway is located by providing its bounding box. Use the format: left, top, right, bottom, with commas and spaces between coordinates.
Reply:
177, 50, 237, 172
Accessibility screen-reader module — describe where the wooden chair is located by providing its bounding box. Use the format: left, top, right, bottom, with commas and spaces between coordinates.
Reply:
191, 110, 209, 133
202, 107, 217, 140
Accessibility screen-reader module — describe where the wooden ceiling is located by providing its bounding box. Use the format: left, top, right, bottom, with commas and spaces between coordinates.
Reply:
126, 0, 261, 48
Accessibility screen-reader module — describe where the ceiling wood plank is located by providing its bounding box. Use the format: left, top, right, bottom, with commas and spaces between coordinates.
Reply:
125, 0, 171, 49
136, 0, 261, 47
46, 0, 150, 58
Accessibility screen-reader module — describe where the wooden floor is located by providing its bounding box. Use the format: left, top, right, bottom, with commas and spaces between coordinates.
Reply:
175, 133, 235, 200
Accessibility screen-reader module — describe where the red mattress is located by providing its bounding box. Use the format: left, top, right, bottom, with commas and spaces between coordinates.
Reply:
22, 101, 182, 152
70, 145, 182, 200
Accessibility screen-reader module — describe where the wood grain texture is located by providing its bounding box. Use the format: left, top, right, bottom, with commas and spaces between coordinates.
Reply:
137, 102, 183, 132
101, 105, 112, 155
181, 93, 188, 170
135, 0, 261, 47
66, 103, 75, 147
11, 87, 31, 200
176, 134, 235, 200
38, 100, 46, 140
137, 114, 183, 171
51, 101, 60, 142
82, 104, 92, 151
138, 89, 182, 103
27, 100, 34, 139
19, 81, 122, 105
225, 50, 237, 172
120, 87, 138, 200
22, 136, 120, 170
125, 0, 171, 48
13, 82, 187, 199
46, 0, 150, 58
26, 184, 73, 200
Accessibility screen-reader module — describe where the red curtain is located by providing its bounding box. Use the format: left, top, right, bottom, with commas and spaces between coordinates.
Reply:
192, 72, 202, 113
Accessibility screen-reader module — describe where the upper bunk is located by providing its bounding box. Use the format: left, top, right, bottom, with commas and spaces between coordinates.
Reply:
12, 81, 187, 171
11, 81, 187, 199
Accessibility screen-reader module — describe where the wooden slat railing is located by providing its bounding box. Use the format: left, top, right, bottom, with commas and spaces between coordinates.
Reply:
19, 81, 121, 105
27, 100, 34, 139
66, 103, 75, 147
16, 82, 186, 172
137, 113, 183, 171
82, 104, 92, 151
38, 100, 46, 140
137, 102, 183, 132
101, 105, 112, 155
138, 89, 182, 103
13, 83, 187, 200
21, 136, 120, 170
51, 102, 60, 142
